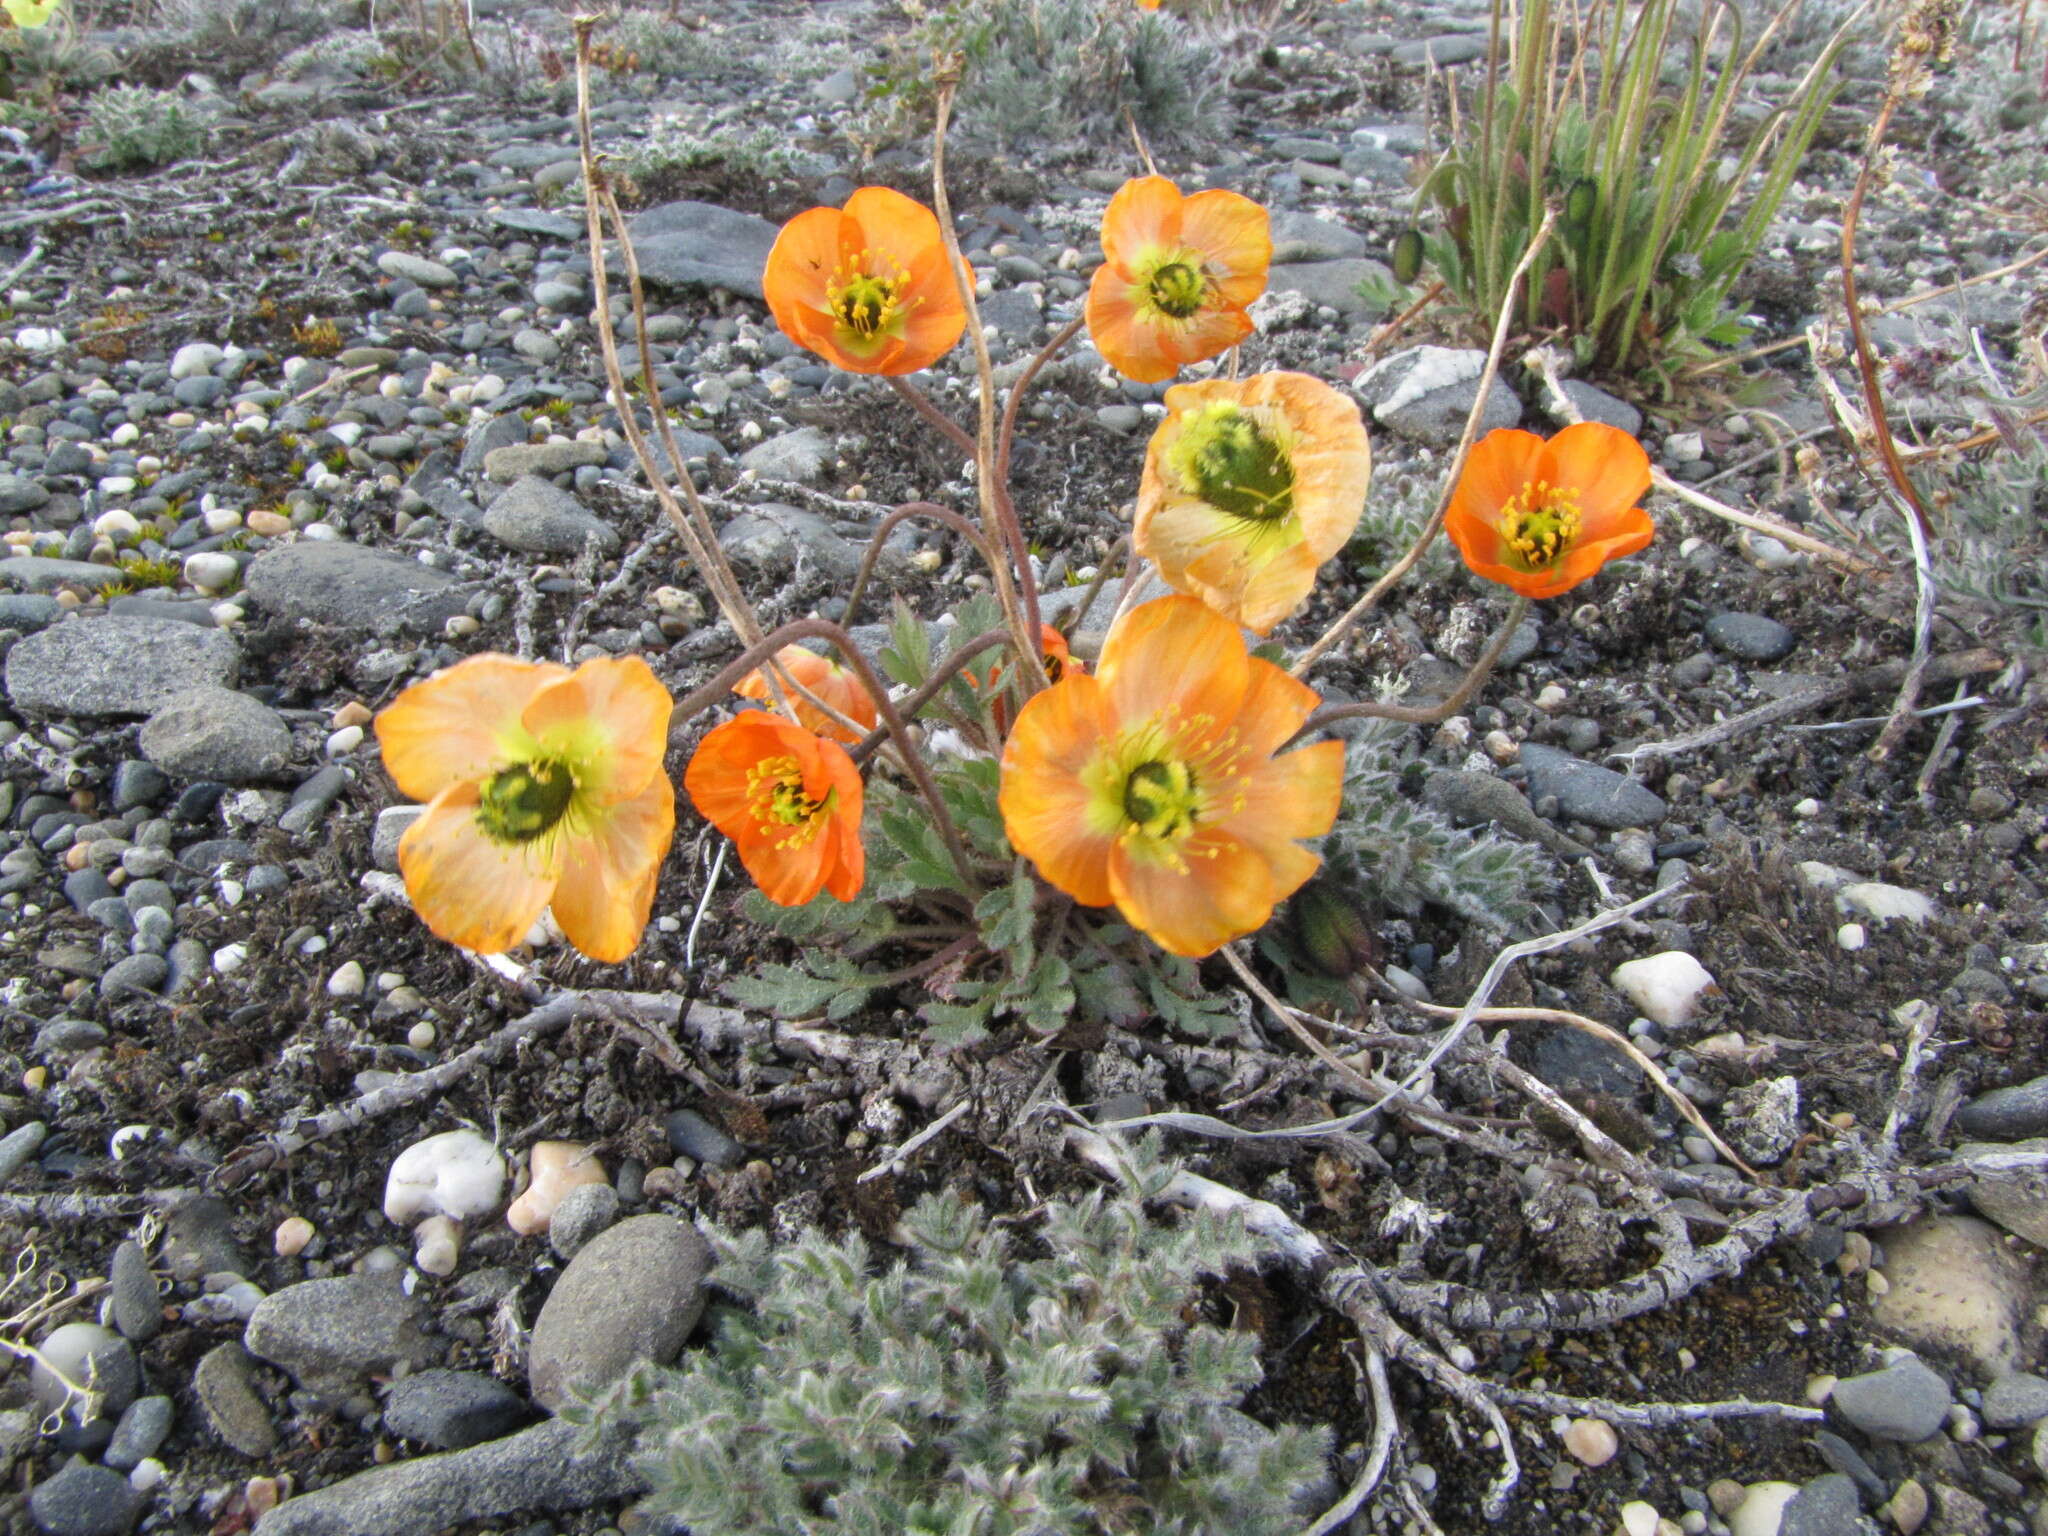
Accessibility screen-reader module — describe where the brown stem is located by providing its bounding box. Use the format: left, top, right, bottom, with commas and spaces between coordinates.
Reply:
883, 374, 978, 460
669, 619, 978, 891
1285, 594, 1531, 747
996, 314, 1086, 488
849, 627, 1012, 767
843, 502, 998, 630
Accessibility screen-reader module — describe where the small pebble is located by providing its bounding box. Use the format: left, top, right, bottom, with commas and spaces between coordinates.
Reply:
1563, 1416, 1618, 1466
274, 1216, 315, 1258
326, 960, 366, 997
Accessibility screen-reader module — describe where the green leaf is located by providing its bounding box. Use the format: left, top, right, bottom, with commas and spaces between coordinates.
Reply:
879, 802, 975, 896
880, 595, 932, 690
974, 869, 1038, 975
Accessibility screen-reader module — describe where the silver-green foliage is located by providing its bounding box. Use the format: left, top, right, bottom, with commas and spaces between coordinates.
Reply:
878, 0, 1230, 153
583, 1152, 1331, 1535
1326, 717, 1547, 932
82, 85, 207, 171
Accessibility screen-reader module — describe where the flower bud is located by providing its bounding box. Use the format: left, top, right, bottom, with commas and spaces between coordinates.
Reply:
1564, 178, 1597, 230
1289, 875, 1378, 979
1391, 229, 1425, 285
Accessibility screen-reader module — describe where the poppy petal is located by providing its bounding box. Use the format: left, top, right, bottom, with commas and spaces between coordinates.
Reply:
1180, 189, 1271, 307
1099, 176, 1185, 272
998, 674, 1123, 907
1096, 595, 1250, 736
522, 654, 672, 803
375, 654, 560, 802
1109, 828, 1308, 958
1543, 421, 1652, 534
396, 783, 559, 954
1086, 267, 1177, 384
762, 206, 852, 354
550, 773, 676, 962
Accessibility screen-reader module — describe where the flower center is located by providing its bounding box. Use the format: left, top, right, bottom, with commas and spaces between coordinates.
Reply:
1167, 401, 1296, 525
1146, 259, 1208, 320
476, 758, 575, 844
1499, 480, 1583, 571
1122, 758, 1200, 841
827, 252, 911, 341
747, 754, 834, 849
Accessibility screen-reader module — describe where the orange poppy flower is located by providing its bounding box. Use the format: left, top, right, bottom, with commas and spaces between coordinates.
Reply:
1085, 176, 1271, 384
733, 646, 877, 745
1445, 423, 1654, 600
685, 713, 865, 906
375, 654, 676, 962
762, 186, 969, 376
998, 595, 1343, 958
1135, 372, 1371, 635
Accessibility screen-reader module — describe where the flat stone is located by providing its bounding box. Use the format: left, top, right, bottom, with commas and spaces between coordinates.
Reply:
30, 1322, 138, 1420
194, 1342, 279, 1457
1779, 1474, 1874, 1536
481, 476, 620, 556
619, 200, 780, 300
1538, 377, 1643, 436
1705, 612, 1798, 662
1955, 1139, 2048, 1247
102, 1395, 172, 1472
480, 440, 608, 483
243, 541, 464, 631
1266, 258, 1394, 318
106, 1241, 162, 1342
28, 1459, 143, 1536
1870, 1215, 2029, 1375
718, 502, 863, 582
1519, 743, 1667, 829
249, 1418, 639, 1536
140, 687, 293, 782
1831, 1357, 1951, 1442
0, 557, 125, 593
244, 1272, 438, 1402
0, 1120, 48, 1184
1391, 33, 1489, 65
0, 472, 51, 514
491, 209, 583, 242
1354, 345, 1522, 447
547, 1182, 621, 1260
662, 1107, 742, 1169
526, 1215, 712, 1411
739, 426, 832, 484
160, 1194, 248, 1281
1955, 1075, 2048, 1140
1981, 1370, 2048, 1429
5, 615, 239, 718
383, 1369, 530, 1450
377, 250, 459, 289
0, 593, 62, 629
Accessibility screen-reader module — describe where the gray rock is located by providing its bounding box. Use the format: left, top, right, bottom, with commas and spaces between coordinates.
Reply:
1810, 1430, 1886, 1506
1266, 258, 1394, 318
1779, 1474, 1874, 1536
1392, 33, 1489, 65
194, 1342, 278, 1457
30, 1323, 138, 1420
719, 502, 862, 582
98, 954, 167, 1000
243, 541, 464, 631
1955, 1075, 2048, 1141
28, 1459, 143, 1536
1268, 211, 1368, 263
1537, 377, 1643, 436
244, 1272, 438, 1402
372, 806, 422, 872
1957, 1138, 2048, 1247
978, 288, 1043, 340
663, 1107, 742, 1169
480, 440, 608, 483
1981, 1370, 2048, 1429
251, 1418, 640, 1536
815, 64, 859, 103
1704, 611, 1797, 662
459, 413, 527, 477
1518, 743, 1667, 829
1354, 345, 1522, 447
383, 1369, 530, 1449
548, 1183, 621, 1260
526, 1215, 712, 1411
620, 200, 780, 300
491, 209, 583, 242
103, 1395, 173, 1471
5, 615, 239, 718
0, 473, 51, 514
159, 1194, 248, 1281
0, 1120, 48, 1184
377, 250, 459, 289
740, 426, 832, 484
1831, 1357, 1951, 1442
0, 593, 62, 630
140, 687, 293, 782
481, 476, 620, 557
510, 327, 561, 364
0, 557, 126, 593
106, 1241, 162, 1342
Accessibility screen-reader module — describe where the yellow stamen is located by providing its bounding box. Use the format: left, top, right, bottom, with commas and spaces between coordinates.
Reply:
1499, 479, 1582, 570
1106, 708, 1254, 873
1144, 258, 1208, 320
826, 249, 915, 341
746, 754, 832, 851
475, 758, 575, 844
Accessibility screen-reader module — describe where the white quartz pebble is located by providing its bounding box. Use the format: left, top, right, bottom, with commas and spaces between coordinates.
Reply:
383, 1128, 506, 1225
1609, 952, 1718, 1030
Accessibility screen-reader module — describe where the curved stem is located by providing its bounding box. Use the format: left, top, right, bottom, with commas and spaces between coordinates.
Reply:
883, 374, 978, 460
849, 627, 1012, 767
996, 314, 1085, 488
669, 619, 978, 892
843, 502, 999, 630
1285, 593, 1530, 748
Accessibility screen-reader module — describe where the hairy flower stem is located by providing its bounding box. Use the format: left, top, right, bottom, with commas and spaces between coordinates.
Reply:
883, 374, 978, 459
997, 315, 1086, 488
1291, 595, 1532, 744
842, 502, 999, 630
931, 69, 1050, 698
669, 618, 976, 891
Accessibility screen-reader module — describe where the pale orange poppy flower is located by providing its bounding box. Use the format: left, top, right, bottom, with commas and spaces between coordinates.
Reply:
1445, 423, 1654, 600
375, 654, 676, 962
1086, 176, 1271, 384
762, 186, 969, 376
685, 713, 865, 906
733, 646, 877, 745
1135, 371, 1371, 636
998, 595, 1343, 958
